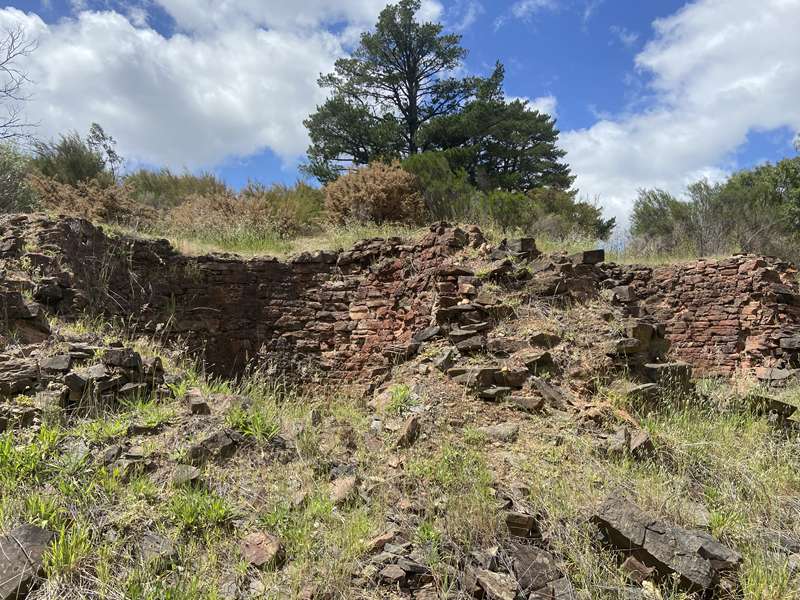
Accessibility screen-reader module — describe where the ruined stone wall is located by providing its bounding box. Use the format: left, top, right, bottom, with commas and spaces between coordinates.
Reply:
4, 213, 800, 381
601, 256, 800, 377
0, 215, 477, 380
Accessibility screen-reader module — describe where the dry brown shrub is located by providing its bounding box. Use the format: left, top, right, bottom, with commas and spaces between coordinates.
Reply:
167, 182, 323, 244
28, 173, 156, 228
324, 162, 425, 225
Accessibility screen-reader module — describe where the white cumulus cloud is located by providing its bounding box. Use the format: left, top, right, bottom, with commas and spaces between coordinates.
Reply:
561, 0, 800, 223
0, 0, 443, 170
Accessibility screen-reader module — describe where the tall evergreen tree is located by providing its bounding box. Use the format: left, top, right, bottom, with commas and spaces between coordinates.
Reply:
303, 0, 478, 182
424, 64, 573, 192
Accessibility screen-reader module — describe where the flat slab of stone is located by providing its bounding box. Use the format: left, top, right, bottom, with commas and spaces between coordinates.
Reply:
0, 524, 54, 600
592, 494, 741, 591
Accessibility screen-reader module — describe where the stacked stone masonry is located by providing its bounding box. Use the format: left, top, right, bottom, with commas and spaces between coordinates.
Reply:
602, 257, 800, 377
2, 214, 800, 381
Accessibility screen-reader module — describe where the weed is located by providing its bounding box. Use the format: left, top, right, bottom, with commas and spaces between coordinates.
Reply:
168, 488, 234, 533
44, 522, 92, 577
384, 384, 419, 416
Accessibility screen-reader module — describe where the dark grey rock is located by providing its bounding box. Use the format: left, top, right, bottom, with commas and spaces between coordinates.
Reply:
0, 524, 54, 600
592, 494, 741, 591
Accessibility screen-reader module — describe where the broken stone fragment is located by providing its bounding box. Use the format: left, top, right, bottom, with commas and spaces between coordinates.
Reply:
138, 531, 178, 570
592, 493, 741, 591
240, 531, 284, 569
479, 386, 513, 401
330, 475, 358, 505
187, 429, 241, 464
455, 334, 486, 354
570, 249, 605, 265
474, 569, 517, 600
522, 351, 554, 374
528, 576, 575, 599
504, 512, 538, 538
365, 531, 396, 554
509, 395, 544, 412
412, 325, 441, 345
103, 347, 143, 370
379, 563, 406, 584
396, 415, 420, 448
507, 543, 562, 593
173, 464, 201, 486
449, 366, 499, 388
529, 332, 561, 348
0, 357, 39, 396
494, 367, 529, 388
432, 347, 457, 372
747, 393, 797, 420
530, 377, 570, 411
185, 389, 212, 415
643, 362, 693, 397
621, 555, 655, 584
39, 354, 72, 373
478, 421, 519, 443
0, 524, 54, 600
486, 337, 527, 356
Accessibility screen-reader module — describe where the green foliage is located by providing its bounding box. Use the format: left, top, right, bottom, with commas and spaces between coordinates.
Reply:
0, 426, 60, 491
0, 143, 38, 212
528, 187, 615, 241
32, 129, 114, 187
425, 66, 573, 193
168, 488, 234, 532
304, 0, 480, 181
44, 522, 92, 576
631, 158, 800, 260
482, 189, 530, 233
165, 180, 324, 252
402, 151, 478, 221
125, 168, 229, 209
226, 402, 280, 442
384, 384, 419, 416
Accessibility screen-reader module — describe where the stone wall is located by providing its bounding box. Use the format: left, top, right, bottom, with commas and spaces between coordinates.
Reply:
601, 257, 800, 377
0, 215, 480, 380
3, 213, 800, 382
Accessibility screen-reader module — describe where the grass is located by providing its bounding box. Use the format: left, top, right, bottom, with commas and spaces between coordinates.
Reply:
383, 383, 419, 416
168, 488, 235, 533
119, 220, 427, 259
4, 282, 800, 600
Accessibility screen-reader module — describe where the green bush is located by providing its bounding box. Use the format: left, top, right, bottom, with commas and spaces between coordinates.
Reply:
482, 189, 532, 233
125, 168, 230, 209
32, 131, 113, 187
401, 151, 478, 221
0, 143, 38, 213
325, 161, 425, 225
528, 188, 615, 241
239, 180, 324, 236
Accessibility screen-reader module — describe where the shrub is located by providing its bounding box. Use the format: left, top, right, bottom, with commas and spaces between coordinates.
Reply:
527, 188, 616, 241
32, 131, 114, 187
167, 181, 324, 249
125, 168, 230, 209
325, 161, 425, 225
0, 143, 38, 212
401, 151, 478, 221
239, 180, 324, 237
28, 174, 156, 228
481, 189, 532, 233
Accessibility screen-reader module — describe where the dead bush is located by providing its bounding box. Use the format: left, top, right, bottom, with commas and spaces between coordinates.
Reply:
168, 182, 324, 244
324, 162, 425, 225
28, 173, 156, 228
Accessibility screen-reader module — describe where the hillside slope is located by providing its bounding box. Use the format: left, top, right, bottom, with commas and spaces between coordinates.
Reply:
1, 216, 799, 599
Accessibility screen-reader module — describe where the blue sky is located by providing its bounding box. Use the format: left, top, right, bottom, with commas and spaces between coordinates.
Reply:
2, 0, 799, 222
